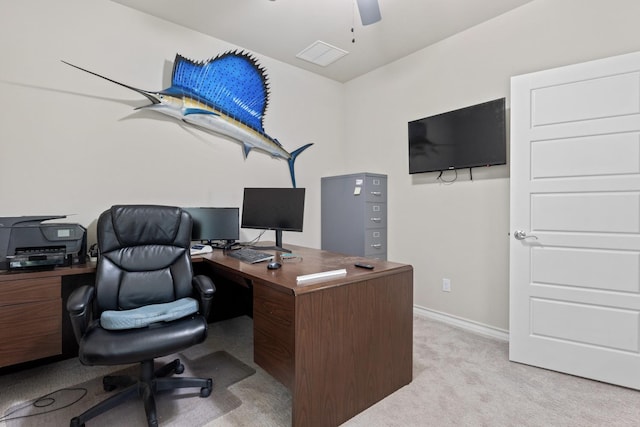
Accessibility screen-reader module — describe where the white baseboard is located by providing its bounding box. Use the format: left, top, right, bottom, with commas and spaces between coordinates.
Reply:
413, 306, 509, 342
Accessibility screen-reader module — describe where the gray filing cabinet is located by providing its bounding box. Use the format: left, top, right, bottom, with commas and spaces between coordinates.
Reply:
321, 172, 387, 260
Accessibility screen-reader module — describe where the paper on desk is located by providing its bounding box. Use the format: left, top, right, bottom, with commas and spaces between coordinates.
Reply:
296, 269, 347, 285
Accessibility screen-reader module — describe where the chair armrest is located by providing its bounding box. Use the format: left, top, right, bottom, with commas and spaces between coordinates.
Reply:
192, 274, 216, 319
66, 285, 95, 343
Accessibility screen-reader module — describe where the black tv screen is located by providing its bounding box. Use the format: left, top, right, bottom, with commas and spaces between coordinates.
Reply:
408, 98, 506, 174
183, 207, 239, 243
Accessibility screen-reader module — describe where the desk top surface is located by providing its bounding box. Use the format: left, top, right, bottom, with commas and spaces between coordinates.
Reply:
196, 243, 413, 295
0, 245, 413, 294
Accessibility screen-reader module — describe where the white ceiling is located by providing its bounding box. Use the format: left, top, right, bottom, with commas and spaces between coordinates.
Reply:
111, 0, 535, 83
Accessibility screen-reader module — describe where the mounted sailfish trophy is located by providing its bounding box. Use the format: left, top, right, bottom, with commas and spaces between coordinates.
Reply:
62, 51, 312, 187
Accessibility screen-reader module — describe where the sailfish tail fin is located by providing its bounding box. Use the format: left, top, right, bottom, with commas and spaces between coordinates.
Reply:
288, 143, 313, 188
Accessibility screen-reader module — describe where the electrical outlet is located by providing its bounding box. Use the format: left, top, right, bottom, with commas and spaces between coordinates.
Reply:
442, 278, 451, 292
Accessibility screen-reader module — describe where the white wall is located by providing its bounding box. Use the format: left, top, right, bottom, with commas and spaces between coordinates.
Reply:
3, 0, 640, 332
343, 0, 640, 330
0, 0, 344, 247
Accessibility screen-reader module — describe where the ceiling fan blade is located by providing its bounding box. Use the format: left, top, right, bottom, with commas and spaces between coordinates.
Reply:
356, 0, 381, 26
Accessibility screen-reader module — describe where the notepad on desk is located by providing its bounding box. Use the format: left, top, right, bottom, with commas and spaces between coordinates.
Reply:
190, 244, 213, 256
296, 269, 347, 285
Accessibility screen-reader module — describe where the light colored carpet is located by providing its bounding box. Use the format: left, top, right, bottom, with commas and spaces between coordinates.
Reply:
3, 351, 255, 426
1, 315, 639, 426
345, 315, 640, 427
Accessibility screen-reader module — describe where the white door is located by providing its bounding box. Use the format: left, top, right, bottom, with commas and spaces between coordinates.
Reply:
509, 51, 640, 389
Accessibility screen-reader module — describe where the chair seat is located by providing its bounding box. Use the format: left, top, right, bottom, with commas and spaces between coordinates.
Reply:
79, 315, 208, 366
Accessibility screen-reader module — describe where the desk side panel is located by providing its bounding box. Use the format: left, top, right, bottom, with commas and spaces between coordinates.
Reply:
293, 268, 413, 427
253, 281, 295, 390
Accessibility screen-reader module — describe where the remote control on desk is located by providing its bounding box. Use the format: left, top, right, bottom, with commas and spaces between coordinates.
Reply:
354, 262, 374, 269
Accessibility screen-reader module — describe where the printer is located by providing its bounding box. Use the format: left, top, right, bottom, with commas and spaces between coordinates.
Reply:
0, 215, 87, 271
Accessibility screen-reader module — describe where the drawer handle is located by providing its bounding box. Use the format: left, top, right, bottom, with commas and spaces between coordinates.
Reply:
370, 243, 382, 248
370, 217, 382, 222
370, 191, 382, 196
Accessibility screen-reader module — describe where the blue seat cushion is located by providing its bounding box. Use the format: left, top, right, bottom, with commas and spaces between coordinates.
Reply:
100, 297, 198, 330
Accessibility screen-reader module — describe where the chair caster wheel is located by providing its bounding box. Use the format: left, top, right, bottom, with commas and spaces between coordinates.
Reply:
174, 362, 185, 375
70, 416, 84, 427
200, 378, 213, 397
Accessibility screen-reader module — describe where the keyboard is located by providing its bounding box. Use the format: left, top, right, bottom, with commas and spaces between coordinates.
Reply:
226, 247, 274, 264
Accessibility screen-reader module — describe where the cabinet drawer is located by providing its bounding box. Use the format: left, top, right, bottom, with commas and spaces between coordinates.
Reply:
365, 176, 387, 202
253, 283, 295, 389
365, 229, 387, 255
0, 276, 60, 307
365, 202, 387, 228
0, 299, 62, 367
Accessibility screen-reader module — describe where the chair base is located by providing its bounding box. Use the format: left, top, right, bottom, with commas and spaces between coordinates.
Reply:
70, 358, 212, 427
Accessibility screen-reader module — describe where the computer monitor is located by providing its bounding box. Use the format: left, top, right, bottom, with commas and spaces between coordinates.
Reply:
241, 187, 305, 252
182, 207, 239, 247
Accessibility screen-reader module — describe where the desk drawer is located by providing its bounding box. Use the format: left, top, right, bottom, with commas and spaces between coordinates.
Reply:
0, 276, 60, 306
210, 267, 253, 289
253, 283, 295, 390
0, 299, 62, 367
0, 276, 62, 367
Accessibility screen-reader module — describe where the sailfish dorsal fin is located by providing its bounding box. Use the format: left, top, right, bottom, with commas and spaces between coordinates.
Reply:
169, 50, 270, 133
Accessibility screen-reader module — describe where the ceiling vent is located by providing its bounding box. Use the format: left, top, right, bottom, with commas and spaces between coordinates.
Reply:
296, 41, 348, 67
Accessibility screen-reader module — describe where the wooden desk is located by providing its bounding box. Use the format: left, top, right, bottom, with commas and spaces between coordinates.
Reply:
0, 263, 96, 368
197, 244, 414, 427
1, 246, 413, 427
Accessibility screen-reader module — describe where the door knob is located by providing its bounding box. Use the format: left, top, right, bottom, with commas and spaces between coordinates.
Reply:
514, 230, 538, 240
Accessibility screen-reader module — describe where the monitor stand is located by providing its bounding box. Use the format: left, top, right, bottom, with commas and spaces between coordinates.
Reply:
251, 230, 292, 253
203, 240, 237, 250
220, 240, 237, 250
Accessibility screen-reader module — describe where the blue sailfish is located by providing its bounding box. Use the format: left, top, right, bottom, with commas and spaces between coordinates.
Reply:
62, 51, 312, 187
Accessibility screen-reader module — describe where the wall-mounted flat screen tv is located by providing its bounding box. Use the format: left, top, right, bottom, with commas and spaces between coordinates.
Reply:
408, 98, 506, 174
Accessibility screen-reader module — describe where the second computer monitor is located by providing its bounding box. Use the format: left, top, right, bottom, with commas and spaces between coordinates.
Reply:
183, 207, 240, 246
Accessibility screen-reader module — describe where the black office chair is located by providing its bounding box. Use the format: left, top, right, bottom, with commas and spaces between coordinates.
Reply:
66, 205, 216, 427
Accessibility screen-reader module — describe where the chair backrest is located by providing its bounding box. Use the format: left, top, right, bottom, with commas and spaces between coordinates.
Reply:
95, 205, 194, 315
